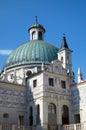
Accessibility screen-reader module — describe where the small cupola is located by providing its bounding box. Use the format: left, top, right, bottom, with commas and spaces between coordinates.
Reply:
28, 16, 46, 40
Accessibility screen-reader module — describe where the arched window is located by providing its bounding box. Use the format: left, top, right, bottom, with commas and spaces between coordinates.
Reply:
29, 106, 33, 125
37, 104, 40, 124
62, 105, 69, 124
38, 31, 42, 40
61, 56, 63, 63
32, 31, 36, 40
48, 103, 56, 114
67, 56, 69, 64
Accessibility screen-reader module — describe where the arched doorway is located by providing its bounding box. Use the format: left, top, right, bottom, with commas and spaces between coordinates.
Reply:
48, 103, 57, 130
62, 105, 69, 124
48, 103, 57, 124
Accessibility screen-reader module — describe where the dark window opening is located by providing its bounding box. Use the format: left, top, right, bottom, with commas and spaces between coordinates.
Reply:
26, 71, 32, 77
37, 104, 40, 124
61, 80, 66, 89
61, 56, 63, 63
33, 79, 37, 88
62, 105, 69, 124
49, 78, 54, 86
74, 114, 80, 123
37, 104, 40, 115
3, 113, 9, 118
38, 31, 42, 40
19, 115, 24, 126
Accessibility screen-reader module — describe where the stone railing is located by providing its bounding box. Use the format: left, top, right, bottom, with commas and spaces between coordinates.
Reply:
1, 123, 86, 130
0, 124, 36, 130
64, 123, 86, 130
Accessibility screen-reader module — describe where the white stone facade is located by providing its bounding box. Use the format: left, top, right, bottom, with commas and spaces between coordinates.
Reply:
0, 20, 86, 130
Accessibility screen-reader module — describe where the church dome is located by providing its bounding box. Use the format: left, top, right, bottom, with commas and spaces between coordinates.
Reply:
4, 18, 58, 69
4, 40, 58, 69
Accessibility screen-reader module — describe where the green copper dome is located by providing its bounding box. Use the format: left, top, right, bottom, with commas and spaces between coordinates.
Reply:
4, 40, 58, 69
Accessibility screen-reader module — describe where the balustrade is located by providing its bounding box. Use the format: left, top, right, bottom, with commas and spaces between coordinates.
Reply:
0, 123, 86, 130
0, 124, 36, 130
64, 123, 86, 130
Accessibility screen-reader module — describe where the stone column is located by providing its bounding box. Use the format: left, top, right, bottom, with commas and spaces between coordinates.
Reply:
12, 124, 16, 130
14, 70, 17, 84
0, 124, 2, 130
69, 106, 72, 124
57, 100, 62, 129
40, 99, 48, 130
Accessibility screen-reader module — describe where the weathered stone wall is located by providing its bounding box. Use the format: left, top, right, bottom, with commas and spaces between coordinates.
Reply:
0, 81, 27, 124
71, 81, 86, 123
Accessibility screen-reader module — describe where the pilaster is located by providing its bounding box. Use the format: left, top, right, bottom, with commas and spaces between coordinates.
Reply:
57, 100, 62, 125
40, 99, 48, 130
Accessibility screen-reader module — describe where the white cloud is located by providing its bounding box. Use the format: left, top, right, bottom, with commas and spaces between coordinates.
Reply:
0, 50, 12, 55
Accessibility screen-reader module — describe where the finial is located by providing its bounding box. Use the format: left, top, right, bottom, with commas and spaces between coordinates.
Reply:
78, 67, 83, 83
78, 68, 81, 75
35, 16, 38, 24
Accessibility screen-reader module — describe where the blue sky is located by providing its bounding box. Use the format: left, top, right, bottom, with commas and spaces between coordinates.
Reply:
0, 0, 86, 81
